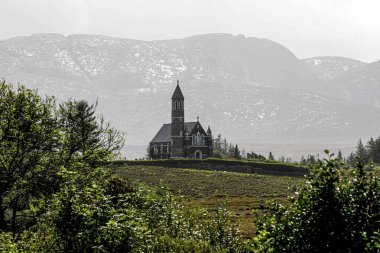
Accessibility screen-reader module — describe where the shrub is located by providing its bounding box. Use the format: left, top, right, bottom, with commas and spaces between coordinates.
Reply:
253, 151, 380, 252
1, 167, 247, 252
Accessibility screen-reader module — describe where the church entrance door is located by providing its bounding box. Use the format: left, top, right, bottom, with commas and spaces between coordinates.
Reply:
195, 150, 202, 159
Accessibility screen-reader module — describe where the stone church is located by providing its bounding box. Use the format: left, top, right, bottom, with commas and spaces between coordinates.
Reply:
149, 81, 213, 159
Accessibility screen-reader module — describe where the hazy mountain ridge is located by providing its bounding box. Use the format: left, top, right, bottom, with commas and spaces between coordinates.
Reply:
328, 60, 380, 107
303, 56, 366, 81
0, 33, 379, 158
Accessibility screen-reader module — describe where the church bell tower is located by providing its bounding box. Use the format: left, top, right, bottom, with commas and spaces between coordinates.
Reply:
171, 80, 185, 157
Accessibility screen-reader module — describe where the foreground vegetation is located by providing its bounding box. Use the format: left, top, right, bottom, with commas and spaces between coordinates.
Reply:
116, 165, 303, 237
2, 80, 380, 252
116, 165, 302, 198
0, 81, 246, 252
255, 151, 380, 252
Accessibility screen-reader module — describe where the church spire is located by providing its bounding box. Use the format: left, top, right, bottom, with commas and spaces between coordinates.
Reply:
171, 80, 185, 157
171, 80, 184, 99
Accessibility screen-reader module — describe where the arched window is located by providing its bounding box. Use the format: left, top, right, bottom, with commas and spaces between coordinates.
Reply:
201, 134, 204, 146
192, 134, 196, 146
196, 132, 201, 146
153, 144, 158, 154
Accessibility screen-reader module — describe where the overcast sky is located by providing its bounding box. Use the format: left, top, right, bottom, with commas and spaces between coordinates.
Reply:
1, 0, 379, 62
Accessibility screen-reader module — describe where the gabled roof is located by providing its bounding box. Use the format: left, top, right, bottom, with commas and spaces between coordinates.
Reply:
150, 122, 198, 143
184, 122, 197, 133
171, 84, 184, 99
150, 124, 171, 143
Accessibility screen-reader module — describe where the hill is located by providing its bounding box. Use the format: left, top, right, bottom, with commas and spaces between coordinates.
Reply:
116, 164, 303, 236
303, 56, 366, 81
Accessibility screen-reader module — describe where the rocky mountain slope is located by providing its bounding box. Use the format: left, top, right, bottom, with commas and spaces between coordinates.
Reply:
303, 56, 366, 81
0, 33, 379, 158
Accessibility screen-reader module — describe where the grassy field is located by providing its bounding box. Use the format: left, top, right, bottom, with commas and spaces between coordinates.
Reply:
115, 165, 304, 237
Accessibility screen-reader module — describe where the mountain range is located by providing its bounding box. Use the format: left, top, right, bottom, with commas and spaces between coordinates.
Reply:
0, 33, 379, 159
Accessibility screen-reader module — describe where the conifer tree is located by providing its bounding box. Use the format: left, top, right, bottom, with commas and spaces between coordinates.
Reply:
58, 99, 125, 168
337, 150, 343, 162
355, 139, 369, 163
234, 144, 241, 159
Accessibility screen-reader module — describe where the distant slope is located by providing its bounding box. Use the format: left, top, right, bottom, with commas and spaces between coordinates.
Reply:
328, 60, 380, 108
0, 33, 379, 158
0, 33, 325, 94
303, 56, 366, 81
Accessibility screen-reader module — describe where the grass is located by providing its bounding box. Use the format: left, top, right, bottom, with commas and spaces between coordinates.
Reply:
115, 165, 304, 237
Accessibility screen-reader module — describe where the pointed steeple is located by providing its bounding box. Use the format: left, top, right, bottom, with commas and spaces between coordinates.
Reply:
207, 126, 212, 135
171, 80, 184, 99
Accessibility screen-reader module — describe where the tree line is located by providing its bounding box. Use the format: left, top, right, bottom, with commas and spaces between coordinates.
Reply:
346, 137, 380, 166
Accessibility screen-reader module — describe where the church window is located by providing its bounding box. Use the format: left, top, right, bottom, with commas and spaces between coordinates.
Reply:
196, 132, 202, 146
153, 144, 158, 154
160, 144, 164, 153
192, 134, 196, 146
201, 134, 204, 145
166, 144, 170, 153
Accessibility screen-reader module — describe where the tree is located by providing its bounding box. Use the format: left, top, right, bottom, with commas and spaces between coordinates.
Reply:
356, 139, 369, 164
300, 155, 306, 165
223, 138, 228, 155
346, 152, 356, 166
253, 151, 380, 252
214, 133, 222, 150
366, 137, 380, 163
0, 81, 59, 234
58, 99, 125, 168
337, 149, 343, 162
234, 145, 241, 159
0, 83, 126, 235
307, 154, 316, 164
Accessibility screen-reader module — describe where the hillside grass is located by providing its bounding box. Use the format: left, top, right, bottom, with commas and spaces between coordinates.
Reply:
115, 165, 304, 237
111, 158, 308, 171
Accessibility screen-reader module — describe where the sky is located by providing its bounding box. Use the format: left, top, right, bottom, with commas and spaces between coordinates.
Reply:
1, 0, 380, 62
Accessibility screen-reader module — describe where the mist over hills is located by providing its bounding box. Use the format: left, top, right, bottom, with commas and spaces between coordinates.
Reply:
0, 33, 379, 159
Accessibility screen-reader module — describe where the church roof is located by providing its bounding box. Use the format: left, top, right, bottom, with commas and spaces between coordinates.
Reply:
171, 83, 184, 99
150, 122, 197, 143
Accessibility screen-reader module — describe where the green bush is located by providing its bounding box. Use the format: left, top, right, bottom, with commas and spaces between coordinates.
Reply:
252, 151, 380, 252
0, 167, 247, 252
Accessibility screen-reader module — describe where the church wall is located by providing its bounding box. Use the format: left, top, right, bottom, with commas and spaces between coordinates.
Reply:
150, 142, 171, 159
